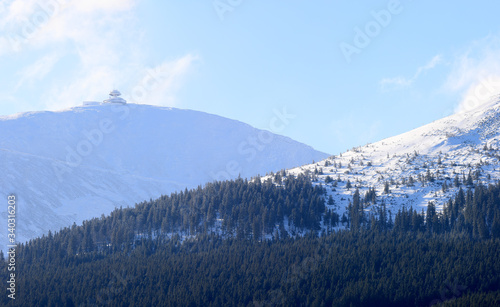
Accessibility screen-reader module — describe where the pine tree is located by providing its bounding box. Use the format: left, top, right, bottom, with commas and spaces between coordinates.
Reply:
327, 195, 335, 206
408, 175, 415, 187
426, 202, 437, 233
454, 174, 460, 187
425, 169, 434, 182
442, 181, 448, 193
492, 212, 500, 239
348, 189, 363, 231
346, 180, 352, 190
466, 171, 473, 186
384, 181, 390, 194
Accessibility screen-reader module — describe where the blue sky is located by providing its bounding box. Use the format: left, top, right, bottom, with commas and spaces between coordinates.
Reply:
2, 0, 500, 154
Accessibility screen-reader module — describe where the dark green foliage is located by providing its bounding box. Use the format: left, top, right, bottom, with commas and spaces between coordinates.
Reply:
346, 179, 352, 190
325, 175, 333, 184
1, 180, 500, 306
347, 188, 363, 232
466, 170, 474, 186
384, 181, 390, 194
364, 187, 377, 204
2, 231, 499, 306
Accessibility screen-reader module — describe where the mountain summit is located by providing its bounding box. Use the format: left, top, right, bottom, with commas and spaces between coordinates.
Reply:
0, 103, 328, 250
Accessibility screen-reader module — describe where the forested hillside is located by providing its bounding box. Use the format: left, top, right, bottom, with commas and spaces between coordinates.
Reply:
2, 175, 500, 306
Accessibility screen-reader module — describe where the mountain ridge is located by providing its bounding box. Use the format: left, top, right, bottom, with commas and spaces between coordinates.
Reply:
283, 97, 500, 219
0, 103, 328, 251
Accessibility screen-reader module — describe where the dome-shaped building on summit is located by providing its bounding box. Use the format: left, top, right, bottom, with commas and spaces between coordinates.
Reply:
103, 90, 127, 104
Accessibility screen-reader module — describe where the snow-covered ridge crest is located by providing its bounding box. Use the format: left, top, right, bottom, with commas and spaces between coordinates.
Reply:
283, 97, 500, 218
375, 96, 500, 155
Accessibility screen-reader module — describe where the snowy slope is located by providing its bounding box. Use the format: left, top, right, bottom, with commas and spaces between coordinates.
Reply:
283, 96, 500, 220
0, 103, 328, 250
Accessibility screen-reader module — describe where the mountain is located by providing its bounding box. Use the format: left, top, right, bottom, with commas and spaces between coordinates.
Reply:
285, 96, 500, 218
4, 98, 500, 307
0, 103, 328, 250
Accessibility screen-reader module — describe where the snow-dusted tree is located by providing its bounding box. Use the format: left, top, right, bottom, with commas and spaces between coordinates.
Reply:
384, 181, 390, 194
346, 180, 352, 190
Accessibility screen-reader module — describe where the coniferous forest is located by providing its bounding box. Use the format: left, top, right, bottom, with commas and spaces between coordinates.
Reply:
2, 174, 500, 306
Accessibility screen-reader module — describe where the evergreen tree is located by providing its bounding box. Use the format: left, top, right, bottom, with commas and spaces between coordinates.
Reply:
426, 202, 437, 233
466, 171, 474, 186
454, 174, 460, 187
346, 180, 352, 190
383, 181, 390, 194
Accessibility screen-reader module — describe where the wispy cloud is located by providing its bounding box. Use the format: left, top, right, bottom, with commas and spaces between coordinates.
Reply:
0, 0, 198, 111
127, 54, 201, 106
380, 55, 442, 91
15, 53, 62, 91
0, 0, 138, 53
443, 34, 500, 113
44, 53, 200, 110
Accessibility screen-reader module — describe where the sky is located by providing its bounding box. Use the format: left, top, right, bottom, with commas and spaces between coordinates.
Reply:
2, 0, 500, 155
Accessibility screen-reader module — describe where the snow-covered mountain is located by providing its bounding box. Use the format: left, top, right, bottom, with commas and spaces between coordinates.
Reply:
285, 96, 500, 219
0, 103, 328, 250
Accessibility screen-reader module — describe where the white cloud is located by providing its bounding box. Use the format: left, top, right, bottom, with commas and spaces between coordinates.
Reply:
380, 54, 442, 91
0, 0, 39, 27
128, 54, 201, 106
0, 0, 198, 111
15, 53, 61, 90
380, 76, 412, 88
444, 34, 500, 113
44, 54, 200, 110
43, 66, 123, 110
73, 0, 137, 13
0, 0, 137, 49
